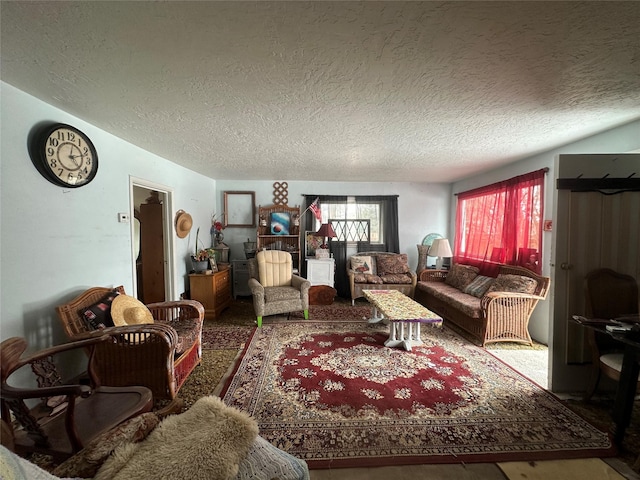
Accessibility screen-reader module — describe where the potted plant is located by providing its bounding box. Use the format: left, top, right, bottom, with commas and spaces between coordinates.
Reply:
191, 228, 210, 273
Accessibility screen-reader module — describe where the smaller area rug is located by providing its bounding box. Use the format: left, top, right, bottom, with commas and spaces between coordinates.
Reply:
220, 321, 615, 469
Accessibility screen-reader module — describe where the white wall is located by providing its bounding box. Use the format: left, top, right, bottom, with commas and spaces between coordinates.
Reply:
215, 180, 452, 272
0, 83, 217, 352
451, 120, 640, 347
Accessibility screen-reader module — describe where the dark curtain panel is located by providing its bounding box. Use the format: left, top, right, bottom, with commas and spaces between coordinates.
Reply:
302, 195, 399, 299
354, 195, 399, 253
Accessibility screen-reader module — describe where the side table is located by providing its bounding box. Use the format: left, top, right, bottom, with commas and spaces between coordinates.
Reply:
305, 258, 335, 287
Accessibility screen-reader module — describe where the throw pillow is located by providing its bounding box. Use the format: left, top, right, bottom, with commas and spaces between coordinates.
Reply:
486, 274, 538, 295
376, 254, 410, 275
351, 256, 374, 275
80, 290, 119, 330
445, 264, 480, 290
463, 275, 495, 298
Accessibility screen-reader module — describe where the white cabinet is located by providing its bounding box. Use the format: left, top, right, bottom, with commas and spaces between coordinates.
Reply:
306, 258, 335, 287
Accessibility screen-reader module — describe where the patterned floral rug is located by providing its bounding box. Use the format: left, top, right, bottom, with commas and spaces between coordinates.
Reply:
217, 320, 615, 469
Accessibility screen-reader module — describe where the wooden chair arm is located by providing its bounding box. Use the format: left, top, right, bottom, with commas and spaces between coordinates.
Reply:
1, 383, 92, 401
419, 270, 448, 282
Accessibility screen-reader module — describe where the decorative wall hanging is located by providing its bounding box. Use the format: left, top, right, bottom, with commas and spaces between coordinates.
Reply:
175, 210, 193, 238
272, 181, 288, 205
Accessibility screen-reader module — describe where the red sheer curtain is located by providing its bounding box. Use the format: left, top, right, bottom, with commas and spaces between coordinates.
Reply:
453, 169, 545, 276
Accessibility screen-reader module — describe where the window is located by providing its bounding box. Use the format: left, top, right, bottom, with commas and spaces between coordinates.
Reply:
316, 200, 381, 243
454, 169, 546, 275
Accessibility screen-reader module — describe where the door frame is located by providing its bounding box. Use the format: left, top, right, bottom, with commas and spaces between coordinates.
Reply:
129, 177, 176, 301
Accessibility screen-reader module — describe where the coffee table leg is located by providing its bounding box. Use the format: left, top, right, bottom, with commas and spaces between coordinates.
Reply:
368, 306, 384, 324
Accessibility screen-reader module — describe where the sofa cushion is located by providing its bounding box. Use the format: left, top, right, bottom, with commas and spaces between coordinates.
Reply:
354, 273, 383, 284
80, 290, 119, 330
445, 264, 480, 290
487, 274, 537, 295
418, 282, 481, 318
463, 275, 495, 298
264, 286, 303, 303
379, 273, 413, 284
351, 255, 374, 274
376, 254, 410, 275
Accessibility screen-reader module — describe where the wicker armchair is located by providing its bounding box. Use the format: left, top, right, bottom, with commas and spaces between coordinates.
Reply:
56, 286, 204, 400
416, 265, 550, 346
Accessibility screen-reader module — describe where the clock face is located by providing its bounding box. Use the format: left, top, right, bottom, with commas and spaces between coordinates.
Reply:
35, 124, 98, 187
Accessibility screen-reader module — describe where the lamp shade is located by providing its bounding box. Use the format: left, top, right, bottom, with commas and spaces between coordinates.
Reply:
315, 223, 336, 238
429, 238, 453, 258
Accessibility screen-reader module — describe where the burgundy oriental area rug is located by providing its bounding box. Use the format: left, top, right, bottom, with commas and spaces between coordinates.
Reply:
219, 321, 615, 469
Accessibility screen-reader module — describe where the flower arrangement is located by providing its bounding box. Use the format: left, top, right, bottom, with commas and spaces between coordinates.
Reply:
192, 227, 209, 261
210, 213, 224, 235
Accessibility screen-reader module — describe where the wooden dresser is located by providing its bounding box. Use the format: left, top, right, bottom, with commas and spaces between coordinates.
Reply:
189, 267, 231, 320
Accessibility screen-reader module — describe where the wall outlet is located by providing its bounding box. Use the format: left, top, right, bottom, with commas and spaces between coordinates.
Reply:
118, 212, 130, 223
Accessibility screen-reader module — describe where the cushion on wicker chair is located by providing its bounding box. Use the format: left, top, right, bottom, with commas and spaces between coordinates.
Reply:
80, 290, 120, 330
445, 264, 480, 290
486, 273, 537, 295
376, 254, 410, 275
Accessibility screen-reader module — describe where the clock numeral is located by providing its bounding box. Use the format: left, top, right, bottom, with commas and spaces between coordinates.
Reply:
47, 146, 55, 157
57, 168, 63, 177
48, 138, 59, 147
49, 159, 58, 169
67, 131, 76, 142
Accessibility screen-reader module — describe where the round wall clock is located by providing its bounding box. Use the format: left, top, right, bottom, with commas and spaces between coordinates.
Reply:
30, 123, 98, 188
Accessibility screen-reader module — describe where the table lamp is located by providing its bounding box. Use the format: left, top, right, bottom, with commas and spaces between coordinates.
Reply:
314, 223, 336, 259
428, 238, 453, 270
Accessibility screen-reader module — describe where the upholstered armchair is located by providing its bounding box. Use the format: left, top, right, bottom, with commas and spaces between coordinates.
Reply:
56, 286, 204, 400
248, 250, 311, 327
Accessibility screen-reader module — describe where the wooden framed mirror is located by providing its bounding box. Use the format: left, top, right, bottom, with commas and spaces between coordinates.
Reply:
223, 191, 256, 227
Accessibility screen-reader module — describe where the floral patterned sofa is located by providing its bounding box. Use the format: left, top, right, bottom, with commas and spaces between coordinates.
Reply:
415, 263, 550, 346
347, 252, 417, 305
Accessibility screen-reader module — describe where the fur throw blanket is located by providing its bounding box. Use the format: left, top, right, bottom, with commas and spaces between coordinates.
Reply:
95, 396, 258, 480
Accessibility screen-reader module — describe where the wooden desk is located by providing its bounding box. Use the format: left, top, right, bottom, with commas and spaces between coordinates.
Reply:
572, 315, 640, 443
189, 267, 231, 320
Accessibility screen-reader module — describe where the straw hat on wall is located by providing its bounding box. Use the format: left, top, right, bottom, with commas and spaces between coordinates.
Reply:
175, 210, 193, 238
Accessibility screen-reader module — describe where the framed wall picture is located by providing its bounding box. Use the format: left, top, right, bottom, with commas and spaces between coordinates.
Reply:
223, 191, 256, 228
209, 256, 218, 272
270, 212, 290, 235
305, 231, 323, 257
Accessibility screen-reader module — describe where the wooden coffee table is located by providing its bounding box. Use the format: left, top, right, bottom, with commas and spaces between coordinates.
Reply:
363, 290, 443, 351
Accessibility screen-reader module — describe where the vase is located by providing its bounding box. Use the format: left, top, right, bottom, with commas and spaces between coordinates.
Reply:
214, 231, 224, 246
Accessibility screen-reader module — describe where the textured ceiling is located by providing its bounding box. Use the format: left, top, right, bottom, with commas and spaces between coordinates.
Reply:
2, 1, 639, 183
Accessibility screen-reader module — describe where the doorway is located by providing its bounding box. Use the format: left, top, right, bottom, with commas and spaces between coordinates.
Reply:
130, 179, 175, 303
